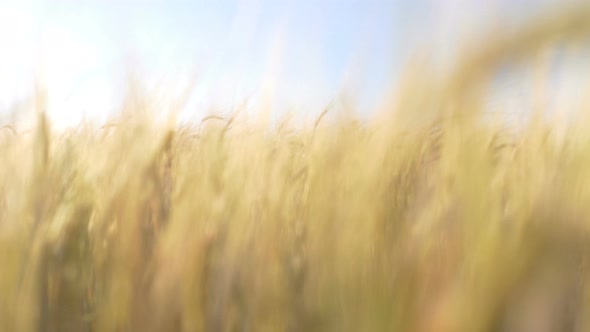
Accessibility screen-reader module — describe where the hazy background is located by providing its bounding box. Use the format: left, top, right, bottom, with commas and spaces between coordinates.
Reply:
0, 0, 585, 128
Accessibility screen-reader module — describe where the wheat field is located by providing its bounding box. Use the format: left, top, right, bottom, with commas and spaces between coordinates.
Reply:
3, 5, 590, 332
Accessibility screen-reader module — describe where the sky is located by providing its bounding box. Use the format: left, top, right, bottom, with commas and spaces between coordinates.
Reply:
0, 0, 585, 128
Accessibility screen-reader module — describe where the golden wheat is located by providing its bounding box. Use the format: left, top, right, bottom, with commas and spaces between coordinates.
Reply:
1, 5, 590, 332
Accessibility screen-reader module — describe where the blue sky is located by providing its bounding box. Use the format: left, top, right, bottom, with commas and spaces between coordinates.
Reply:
0, 0, 583, 127
0, 0, 399, 126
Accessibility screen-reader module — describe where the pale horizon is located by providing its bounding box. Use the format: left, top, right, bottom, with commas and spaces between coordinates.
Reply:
0, 0, 584, 128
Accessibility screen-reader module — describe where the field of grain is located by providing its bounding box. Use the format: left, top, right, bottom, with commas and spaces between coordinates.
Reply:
2, 5, 590, 332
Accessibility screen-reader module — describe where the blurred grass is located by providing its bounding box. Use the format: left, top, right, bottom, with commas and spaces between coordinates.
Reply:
3, 5, 590, 332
